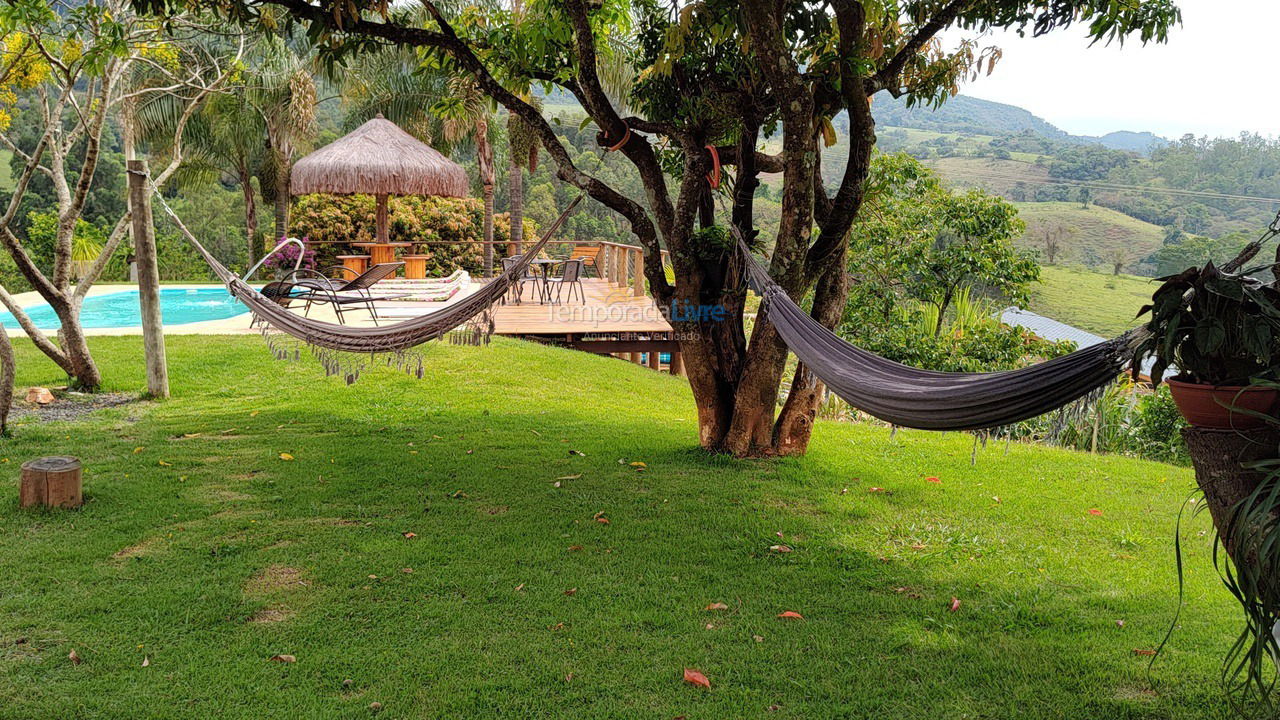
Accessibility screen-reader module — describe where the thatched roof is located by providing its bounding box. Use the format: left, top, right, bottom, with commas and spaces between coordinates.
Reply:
291, 114, 468, 197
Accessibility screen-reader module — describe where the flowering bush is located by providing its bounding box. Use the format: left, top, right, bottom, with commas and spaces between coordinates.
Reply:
290, 194, 537, 276
261, 236, 317, 278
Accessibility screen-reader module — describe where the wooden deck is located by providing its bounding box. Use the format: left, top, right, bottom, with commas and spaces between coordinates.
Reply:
489, 278, 671, 335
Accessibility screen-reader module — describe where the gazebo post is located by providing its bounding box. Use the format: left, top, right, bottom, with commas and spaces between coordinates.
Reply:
375, 193, 389, 244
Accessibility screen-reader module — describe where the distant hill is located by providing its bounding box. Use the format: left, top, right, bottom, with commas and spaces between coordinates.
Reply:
870, 95, 1068, 139
869, 95, 1168, 154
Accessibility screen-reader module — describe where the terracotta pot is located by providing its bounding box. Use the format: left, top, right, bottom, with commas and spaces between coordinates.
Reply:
1166, 378, 1278, 429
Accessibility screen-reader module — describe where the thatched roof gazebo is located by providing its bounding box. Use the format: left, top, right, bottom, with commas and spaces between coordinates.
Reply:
291, 114, 469, 245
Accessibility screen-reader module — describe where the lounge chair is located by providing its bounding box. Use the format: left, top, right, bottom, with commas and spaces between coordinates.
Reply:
290, 262, 412, 325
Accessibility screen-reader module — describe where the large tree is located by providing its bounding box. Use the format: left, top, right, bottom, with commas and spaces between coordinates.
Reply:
137, 0, 1179, 455
0, 0, 239, 389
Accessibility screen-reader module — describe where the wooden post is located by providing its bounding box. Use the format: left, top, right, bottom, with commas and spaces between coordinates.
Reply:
600, 244, 610, 283
614, 245, 625, 287
647, 346, 660, 370
632, 248, 646, 297
670, 351, 685, 377
20, 456, 82, 509
375, 193, 390, 244
126, 160, 169, 399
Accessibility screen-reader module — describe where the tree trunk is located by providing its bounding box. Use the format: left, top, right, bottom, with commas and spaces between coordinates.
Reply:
239, 165, 259, 269
273, 150, 290, 241
774, 245, 849, 455
482, 182, 495, 276
509, 157, 524, 252
55, 306, 101, 391
0, 323, 13, 435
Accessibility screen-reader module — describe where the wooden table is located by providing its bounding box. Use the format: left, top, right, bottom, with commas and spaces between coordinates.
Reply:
353, 242, 413, 277
402, 255, 429, 280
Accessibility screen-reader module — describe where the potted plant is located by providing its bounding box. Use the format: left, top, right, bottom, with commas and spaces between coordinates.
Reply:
1132, 262, 1280, 428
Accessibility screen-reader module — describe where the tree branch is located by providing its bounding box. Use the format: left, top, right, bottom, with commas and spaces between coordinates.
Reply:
864, 0, 970, 94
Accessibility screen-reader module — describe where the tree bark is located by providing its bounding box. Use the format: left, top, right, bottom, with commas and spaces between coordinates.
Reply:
239, 165, 259, 269
482, 182, 495, 275
273, 149, 291, 241
55, 309, 101, 391
0, 323, 13, 435
509, 158, 524, 252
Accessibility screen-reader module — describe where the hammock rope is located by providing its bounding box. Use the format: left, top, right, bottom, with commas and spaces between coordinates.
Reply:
153, 184, 583, 356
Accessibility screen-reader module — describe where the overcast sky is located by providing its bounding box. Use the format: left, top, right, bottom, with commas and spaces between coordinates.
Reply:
946, 0, 1279, 139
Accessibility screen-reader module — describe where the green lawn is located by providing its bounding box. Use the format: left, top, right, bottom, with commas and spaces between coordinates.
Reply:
1030, 265, 1158, 337
0, 336, 1243, 718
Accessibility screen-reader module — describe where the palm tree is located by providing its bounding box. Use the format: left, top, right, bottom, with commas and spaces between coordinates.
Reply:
506, 105, 539, 253
438, 76, 497, 274
247, 36, 317, 241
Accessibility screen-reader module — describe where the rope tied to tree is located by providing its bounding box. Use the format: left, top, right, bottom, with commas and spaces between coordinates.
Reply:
602, 124, 631, 152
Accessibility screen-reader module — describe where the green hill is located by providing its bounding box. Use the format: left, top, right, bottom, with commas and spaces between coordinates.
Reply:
1015, 202, 1167, 273
1028, 265, 1156, 336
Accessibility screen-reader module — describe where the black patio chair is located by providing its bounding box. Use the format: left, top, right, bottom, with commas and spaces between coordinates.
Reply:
500, 255, 542, 305
289, 262, 411, 325
544, 258, 586, 305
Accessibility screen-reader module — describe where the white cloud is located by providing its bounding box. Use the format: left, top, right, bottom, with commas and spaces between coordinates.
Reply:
945, 0, 1280, 139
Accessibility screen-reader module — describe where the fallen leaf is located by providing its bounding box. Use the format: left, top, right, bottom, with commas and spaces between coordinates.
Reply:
369, 702, 382, 712
552, 482, 562, 488
556, 474, 582, 481
564, 588, 578, 596
133, 447, 145, 454
925, 476, 941, 483
910, 542, 926, 550
269, 654, 296, 663
279, 453, 294, 461
992, 496, 1001, 504
949, 597, 961, 612
549, 622, 565, 631
868, 487, 885, 493
777, 611, 804, 620
569, 449, 585, 456
68, 649, 82, 665
157, 460, 171, 466
250, 410, 260, 417
514, 583, 525, 592
402, 532, 417, 539
568, 545, 583, 551
1116, 620, 1126, 628
401, 568, 413, 574
682, 667, 711, 689
839, 487, 849, 495
1088, 508, 1103, 516
705, 623, 715, 630
1133, 648, 1156, 656
141, 656, 150, 667
565, 672, 574, 683
705, 602, 729, 611
752, 635, 764, 642
630, 461, 647, 469
768, 544, 793, 553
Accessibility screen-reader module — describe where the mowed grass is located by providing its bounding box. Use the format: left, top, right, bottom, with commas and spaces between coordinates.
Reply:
1030, 265, 1158, 337
1015, 201, 1167, 269
0, 336, 1244, 718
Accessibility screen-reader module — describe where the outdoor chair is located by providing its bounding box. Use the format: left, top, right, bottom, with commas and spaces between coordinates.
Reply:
568, 245, 602, 278
289, 262, 411, 325
500, 255, 542, 305
544, 258, 586, 305
251, 280, 300, 328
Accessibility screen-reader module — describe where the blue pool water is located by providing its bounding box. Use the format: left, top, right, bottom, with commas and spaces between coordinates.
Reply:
1, 288, 249, 330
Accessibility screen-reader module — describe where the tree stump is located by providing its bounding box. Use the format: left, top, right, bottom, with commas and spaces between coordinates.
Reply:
19, 456, 82, 509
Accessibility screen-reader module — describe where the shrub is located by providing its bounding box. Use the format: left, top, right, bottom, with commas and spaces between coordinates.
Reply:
290, 194, 536, 276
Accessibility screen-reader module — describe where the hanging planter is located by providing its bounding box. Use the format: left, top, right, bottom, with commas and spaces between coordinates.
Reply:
1166, 378, 1278, 429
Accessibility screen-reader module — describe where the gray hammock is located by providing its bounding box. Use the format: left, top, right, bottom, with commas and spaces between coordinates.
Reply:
738, 235, 1147, 431
156, 191, 582, 358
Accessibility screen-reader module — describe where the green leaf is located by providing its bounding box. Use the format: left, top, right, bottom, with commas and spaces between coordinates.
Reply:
1194, 318, 1225, 354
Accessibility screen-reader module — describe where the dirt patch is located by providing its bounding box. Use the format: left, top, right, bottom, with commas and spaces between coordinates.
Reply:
209, 488, 253, 502
247, 604, 296, 624
12, 391, 141, 423
244, 565, 307, 595
1114, 685, 1158, 702
482, 505, 509, 516
112, 536, 163, 560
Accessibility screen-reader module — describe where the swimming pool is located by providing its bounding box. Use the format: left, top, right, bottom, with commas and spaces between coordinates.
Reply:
1, 287, 250, 330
